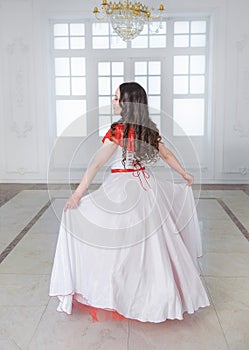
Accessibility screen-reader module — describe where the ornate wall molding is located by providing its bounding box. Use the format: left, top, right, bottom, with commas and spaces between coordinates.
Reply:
223, 167, 249, 175
233, 127, 249, 137
233, 35, 249, 137
238, 166, 249, 175
5, 37, 33, 138
16, 167, 28, 175
6, 37, 29, 55
10, 120, 33, 138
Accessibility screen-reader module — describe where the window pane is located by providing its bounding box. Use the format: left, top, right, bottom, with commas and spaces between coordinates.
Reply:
148, 96, 161, 111
150, 21, 167, 34
173, 98, 204, 136
98, 62, 110, 76
55, 58, 70, 76
135, 76, 147, 91
55, 77, 70, 95
140, 24, 148, 35
149, 35, 166, 48
112, 115, 121, 123
70, 23, 85, 35
70, 37, 85, 49
191, 21, 206, 33
174, 56, 189, 74
99, 77, 110, 95
174, 76, 189, 94
54, 24, 68, 36
99, 96, 111, 107
110, 36, 127, 48
56, 100, 87, 137
71, 77, 86, 95
52, 19, 209, 140
190, 35, 206, 47
148, 76, 161, 94
148, 61, 161, 75
99, 97, 111, 114
174, 35, 189, 47
131, 35, 148, 48
112, 62, 124, 76
99, 116, 111, 136
174, 21, 189, 34
112, 77, 124, 94
110, 25, 118, 35
190, 56, 205, 74
54, 37, 69, 49
99, 105, 111, 115
92, 36, 109, 49
135, 62, 147, 75
190, 76, 205, 94
92, 23, 109, 35
150, 114, 161, 131
71, 57, 85, 76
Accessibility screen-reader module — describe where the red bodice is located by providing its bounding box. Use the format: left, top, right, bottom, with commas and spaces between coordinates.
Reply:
102, 123, 135, 152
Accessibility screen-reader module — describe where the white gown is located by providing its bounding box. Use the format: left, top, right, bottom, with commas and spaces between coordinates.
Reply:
49, 145, 210, 323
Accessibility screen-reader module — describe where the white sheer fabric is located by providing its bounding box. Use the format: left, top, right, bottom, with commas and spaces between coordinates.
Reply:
49, 146, 210, 322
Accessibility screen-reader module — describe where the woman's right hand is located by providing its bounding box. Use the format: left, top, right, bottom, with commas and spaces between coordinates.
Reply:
64, 192, 82, 212
182, 173, 194, 186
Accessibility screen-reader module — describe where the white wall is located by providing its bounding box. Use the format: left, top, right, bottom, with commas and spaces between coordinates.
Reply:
0, 0, 248, 183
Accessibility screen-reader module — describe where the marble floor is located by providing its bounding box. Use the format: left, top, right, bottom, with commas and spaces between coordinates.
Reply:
0, 184, 249, 350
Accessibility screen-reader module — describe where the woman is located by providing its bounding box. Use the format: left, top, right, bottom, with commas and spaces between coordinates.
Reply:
49, 82, 210, 323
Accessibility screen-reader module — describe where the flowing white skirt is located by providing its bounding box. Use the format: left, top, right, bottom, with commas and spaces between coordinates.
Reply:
49, 169, 210, 323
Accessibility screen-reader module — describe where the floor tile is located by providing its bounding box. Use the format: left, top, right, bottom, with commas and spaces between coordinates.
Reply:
0, 336, 22, 350
201, 231, 249, 253
29, 201, 63, 235
0, 274, 50, 306
0, 187, 248, 350
205, 277, 249, 350
28, 298, 129, 350
199, 190, 244, 199
240, 219, 249, 231
199, 218, 241, 235
0, 242, 8, 253
129, 306, 228, 350
199, 252, 249, 277
0, 305, 46, 349
196, 199, 228, 220
223, 194, 249, 205
0, 190, 50, 250
0, 233, 58, 275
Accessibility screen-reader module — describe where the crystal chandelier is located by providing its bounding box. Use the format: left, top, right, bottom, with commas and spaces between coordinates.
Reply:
93, 1, 165, 42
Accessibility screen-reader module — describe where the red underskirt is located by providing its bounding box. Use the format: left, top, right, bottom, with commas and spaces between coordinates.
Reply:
72, 299, 131, 323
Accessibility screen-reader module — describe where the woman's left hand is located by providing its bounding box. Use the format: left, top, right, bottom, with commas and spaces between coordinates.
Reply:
64, 192, 81, 212
182, 173, 194, 186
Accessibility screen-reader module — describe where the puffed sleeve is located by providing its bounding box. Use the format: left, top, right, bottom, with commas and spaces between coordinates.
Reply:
101, 128, 112, 143
101, 124, 124, 146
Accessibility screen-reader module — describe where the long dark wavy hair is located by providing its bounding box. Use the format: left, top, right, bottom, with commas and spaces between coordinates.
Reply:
111, 82, 161, 166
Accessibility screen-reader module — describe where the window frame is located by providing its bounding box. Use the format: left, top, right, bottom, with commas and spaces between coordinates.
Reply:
49, 17, 210, 141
